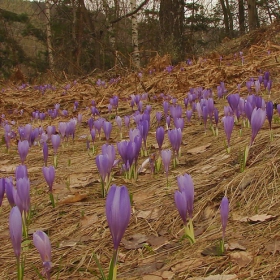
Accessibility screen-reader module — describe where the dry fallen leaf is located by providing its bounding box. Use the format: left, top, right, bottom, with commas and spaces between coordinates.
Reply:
187, 143, 211, 155
142, 275, 162, 280
226, 242, 246, 251
147, 235, 169, 250
171, 259, 203, 273
59, 240, 77, 248
161, 271, 175, 280
188, 275, 238, 280
265, 239, 280, 255
137, 208, 160, 220
229, 251, 253, 268
122, 233, 148, 249
58, 193, 88, 204
232, 213, 276, 223
81, 214, 98, 228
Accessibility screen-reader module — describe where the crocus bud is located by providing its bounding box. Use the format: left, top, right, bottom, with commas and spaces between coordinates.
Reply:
103, 121, 112, 141
9, 206, 22, 260
106, 185, 131, 250
5, 177, 15, 206
96, 154, 110, 182
0, 178, 5, 206
33, 230, 52, 278
174, 190, 187, 224
16, 177, 30, 213
161, 149, 172, 176
266, 101, 273, 130
220, 196, 229, 239
51, 134, 61, 154
223, 116, 234, 147
18, 140, 29, 164
43, 142, 48, 166
156, 126, 165, 149
177, 174, 194, 218
250, 108, 266, 145
15, 164, 28, 180
42, 166, 55, 192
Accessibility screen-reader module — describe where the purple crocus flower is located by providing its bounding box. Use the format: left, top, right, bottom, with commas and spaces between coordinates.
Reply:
250, 108, 266, 145
156, 126, 165, 149
33, 230, 52, 280
138, 120, 149, 148
51, 134, 61, 154
124, 116, 130, 128
43, 142, 48, 166
96, 154, 110, 182
168, 128, 182, 155
0, 178, 5, 206
15, 164, 28, 180
5, 177, 15, 206
102, 144, 116, 171
163, 101, 169, 116
90, 129, 96, 143
177, 174, 194, 218
15, 177, 30, 213
174, 190, 187, 224
220, 196, 229, 239
161, 149, 172, 176
166, 116, 171, 128
156, 112, 162, 125
42, 166, 55, 192
115, 116, 122, 129
9, 206, 22, 260
244, 101, 254, 123
18, 140, 29, 164
103, 121, 112, 141
223, 115, 234, 147
266, 101, 273, 129
227, 93, 240, 115
88, 117, 94, 131
106, 185, 131, 250
174, 118, 184, 131
58, 122, 67, 138
186, 110, 192, 122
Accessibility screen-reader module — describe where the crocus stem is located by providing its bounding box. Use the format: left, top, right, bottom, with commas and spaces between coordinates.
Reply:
184, 219, 195, 244
101, 178, 105, 198
17, 257, 24, 280
54, 154, 58, 168
108, 249, 118, 280
49, 192, 55, 208
22, 211, 28, 239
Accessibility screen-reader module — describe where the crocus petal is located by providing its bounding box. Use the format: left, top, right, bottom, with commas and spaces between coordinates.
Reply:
9, 206, 22, 259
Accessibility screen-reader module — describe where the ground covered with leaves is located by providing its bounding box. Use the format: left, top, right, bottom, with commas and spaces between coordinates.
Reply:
1, 24, 280, 280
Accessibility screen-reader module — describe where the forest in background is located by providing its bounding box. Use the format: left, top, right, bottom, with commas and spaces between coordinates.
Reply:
0, 0, 279, 81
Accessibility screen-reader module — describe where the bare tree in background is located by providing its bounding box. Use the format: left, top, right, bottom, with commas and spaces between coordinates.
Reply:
247, 0, 259, 31
45, 0, 54, 70
131, 0, 140, 69
238, 0, 245, 35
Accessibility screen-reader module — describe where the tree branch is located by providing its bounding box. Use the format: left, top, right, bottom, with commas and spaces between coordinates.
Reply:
110, 0, 149, 24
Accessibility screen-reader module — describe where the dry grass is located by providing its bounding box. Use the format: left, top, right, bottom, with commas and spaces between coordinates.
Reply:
1, 25, 280, 280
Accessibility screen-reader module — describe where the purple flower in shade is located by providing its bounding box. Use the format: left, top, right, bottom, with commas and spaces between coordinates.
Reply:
15, 165, 28, 180
177, 174, 194, 218
138, 120, 149, 148
9, 206, 22, 260
42, 166, 55, 192
5, 177, 15, 206
227, 93, 240, 115
110, 96, 119, 110
174, 190, 187, 224
33, 230, 52, 279
94, 118, 104, 138
277, 104, 280, 116
65, 120, 76, 140
223, 116, 234, 147
166, 116, 171, 128
156, 126, 165, 149
124, 116, 130, 128
214, 108, 219, 126
102, 144, 116, 171
91, 106, 99, 117
51, 134, 61, 154
58, 122, 67, 138
88, 117, 94, 131
163, 101, 169, 116
96, 154, 110, 182
115, 116, 122, 128
184, 98, 189, 108
156, 112, 162, 126
255, 96, 265, 109
244, 101, 254, 123
174, 118, 184, 131
18, 140, 29, 164
90, 129, 96, 143
266, 101, 273, 129
186, 110, 192, 122
47, 125, 56, 139
103, 121, 112, 141
161, 149, 172, 176
15, 177, 30, 213
0, 178, 5, 206
250, 108, 266, 145
43, 142, 48, 166
106, 185, 131, 250
220, 196, 229, 239
168, 128, 182, 155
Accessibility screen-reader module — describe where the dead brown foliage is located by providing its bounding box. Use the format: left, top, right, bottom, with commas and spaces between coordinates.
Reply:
1, 23, 280, 280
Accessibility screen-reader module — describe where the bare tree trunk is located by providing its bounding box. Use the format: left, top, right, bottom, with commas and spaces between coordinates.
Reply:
238, 0, 245, 34
45, 0, 54, 71
225, 0, 233, 37
247, 0, 258, 31
131, 0, 140, 69
219, 0, 230, 35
